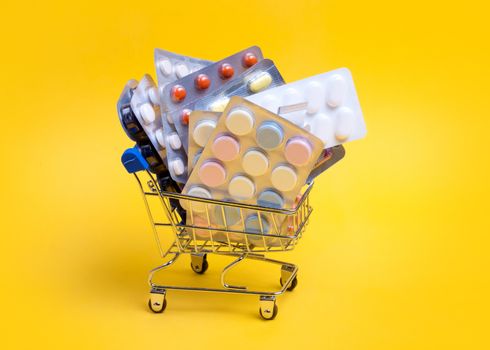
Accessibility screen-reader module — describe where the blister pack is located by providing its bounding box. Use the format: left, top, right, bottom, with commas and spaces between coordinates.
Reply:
181, 96, 323, 242
154, 49, 212, 91
246, 68, 366, 148
159, 46, 264, 183
193, 59, 285, 113
187, 111, 221, 175
117, 79, 149, 143
307, 145, 345, 183
130, 74, 168, 166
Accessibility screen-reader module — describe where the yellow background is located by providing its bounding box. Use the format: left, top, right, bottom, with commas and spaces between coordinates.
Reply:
1, 0, 489, 348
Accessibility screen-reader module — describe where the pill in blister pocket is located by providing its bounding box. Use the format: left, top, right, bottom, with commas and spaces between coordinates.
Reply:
171, 85, 187, 102
185, 186, 212, 213
140, 103, 156, 124
212, 135, 240, 161
219, 63, 234, 79
195, 74, 211, 90
306, 81, 324, 114
248, 72, 272, 93
167, 132, 182, 150
256, 121, 283, 150
155, 128, 166, 148
335, 106, 354, 141
226, 108, 255, 135
198, 161, 227, 187
245, 214, 270, 234
148, 87, 160, 105
181, 109, 192, 125
284, 137, 313, 166
326, 74, 347, 107
242, 149, 269, 176
228, 175, 255, 200
271, 165, 298, 192
257, 190, 284, 209
210, 97, 230, 112
158, 59, 173, 76
175, 64, 189, 79
243, 52, 258, 68
170, 158, 185, 176
193, 120, 217, 147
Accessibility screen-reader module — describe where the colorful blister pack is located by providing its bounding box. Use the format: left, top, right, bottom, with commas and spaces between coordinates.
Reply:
129, 74, 167, 166
182, 96, 324, 242
187, 111, 220, 175
154, 49, 212, 92
246, 68, 366, 148
193, 59, 285, 113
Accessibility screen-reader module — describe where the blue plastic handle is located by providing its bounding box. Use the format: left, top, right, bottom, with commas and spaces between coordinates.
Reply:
121, 147, 149, 173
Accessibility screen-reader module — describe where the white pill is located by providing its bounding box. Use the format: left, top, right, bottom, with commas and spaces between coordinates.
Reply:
167, 132, 182, 150
242, 150, 269, 177
228, 175, 255, 200
193, 120, 217, 147
271, 165, 298, 192
282, 88, 303, 107
306, 81, 325, 115
139, 103, 155, 124
174, 64, 189, 78
158, 59, 173, 76
210, 97, 230, 112
326, 74, 347, 108
335, 107, 355, 142
248, 72, 272, 93
166, 112, 174, 125
155, 128, 166, 148
170, 158, 185, 176
225, 108, 254, 135
148, 87, 160, 105
257, 94, 280, 113
311, 113, 333, 146
184, 186, 211, 213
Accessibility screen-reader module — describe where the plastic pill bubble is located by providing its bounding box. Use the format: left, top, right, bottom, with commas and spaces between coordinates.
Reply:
171, 85, 186, 102
256, 121, 284, 150
155, 128, 166, 148
195, 74, 211, 90
193, 120, 217, 147
139, 103, 155, 124
185, 186, 212, 213
225, 108, 254, 135
181, 109, 192, 125
158, 59, 173, 76
242, 149, 269, 177
210, 97, 230, 112
245, 214, 270, 234
148, 86, 160, 105
306, 81, 324, 115
284, 137, 313, 166
166, 112, 174, 125
248, 72, 272, 93
198, 161, 226, 187
170, 158, 185, 176
257, 190, 284, 209
271, 165, 297, 192
167, 132, 182, 150
242, 52, 258, 68
326, 74, 347, 108
214, 204, 241, 226
219, 63, 234, 79
174, 64, 189, 79
212, 135, 240, 162
228, 175, 255, 200
335, 106, 354, 142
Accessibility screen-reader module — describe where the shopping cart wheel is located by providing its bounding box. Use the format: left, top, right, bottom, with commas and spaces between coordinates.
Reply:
190, 254, 209, 274
280, 276, 298, 291
259, 296, 278, 320
149, 290, 167, 313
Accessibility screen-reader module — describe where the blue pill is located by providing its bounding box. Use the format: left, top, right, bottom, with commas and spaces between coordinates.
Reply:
256, 121, 284, 150
257, 190, 284, 209
245, 214, 270, 234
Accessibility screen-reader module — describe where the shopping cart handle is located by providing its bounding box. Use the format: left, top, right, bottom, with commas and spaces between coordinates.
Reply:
121, 147, 149, 173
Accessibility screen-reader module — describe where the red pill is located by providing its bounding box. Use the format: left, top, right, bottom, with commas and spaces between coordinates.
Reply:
219, 63, 234, 79
242, 52, 258, 67
195, 74, 211, 90
181, 109, 191, 125
171, 85, 186, 102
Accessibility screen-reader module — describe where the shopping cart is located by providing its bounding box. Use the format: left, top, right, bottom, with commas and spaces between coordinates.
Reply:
121, 148, 314, 320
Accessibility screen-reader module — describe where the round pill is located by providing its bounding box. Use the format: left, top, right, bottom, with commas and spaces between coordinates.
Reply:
158, 59, 172, 76
195, 74, 211, 90
257, 190, 284, 209
181, 109, 191, 125
271, 165, 298, 192
256, 121, 284, 150
228, 175, 255, 200
245, 214, 270, 234
242, 52, 258, 68
225, 108, 254, 135
167, 132, 182, 150
174, 64, 189, 79
326, 74, 347, 108
242, 149, 269, 177
186, 186, 212, 213
171, 85, 186, 102
214, 205, 241, 226
148, 86, 160, 105
193, 119, 217, 147
139, 103, 155, 124
219, 63, 234, 79
212, 135, 240, 162
198, 161, 226, 187
335, 106, 355, 142
248, 72, 272, 93
170, 158, 185, 176
284, 137, 313, 166
155, 128, 166, 148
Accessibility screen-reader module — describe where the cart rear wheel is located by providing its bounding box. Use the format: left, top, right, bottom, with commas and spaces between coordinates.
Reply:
259, 304, 278, 320
148, 297, 167, 313
190, 254, 209, 274
280, 276, 298, 291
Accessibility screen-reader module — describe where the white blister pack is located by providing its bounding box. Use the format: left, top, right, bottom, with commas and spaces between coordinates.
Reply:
154, 49, 212, 92
247, 68, 366, 148
129, 74, 167, 165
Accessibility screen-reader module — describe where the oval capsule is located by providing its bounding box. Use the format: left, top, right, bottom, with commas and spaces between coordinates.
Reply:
167, 132, 182, 150
305, 81, 324, 114
326, 74, 347, 108
247, 72, 272, 93
158, 59, 172, 76
335, 107, 355, 142
170, 158, 185, 176
209, 97, 230, 112
139, 103, 155, 124
174, 64, 189, 79
155, 128, 166, 148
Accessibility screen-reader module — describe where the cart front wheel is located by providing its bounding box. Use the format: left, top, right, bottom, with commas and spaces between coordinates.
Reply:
148, 294, 167, 313
280, 276, 298, 291
259, 304, 278, 320
190, 254, 209, 274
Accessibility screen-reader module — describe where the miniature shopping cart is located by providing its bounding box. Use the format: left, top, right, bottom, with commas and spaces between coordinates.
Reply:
122, 148, 314, 320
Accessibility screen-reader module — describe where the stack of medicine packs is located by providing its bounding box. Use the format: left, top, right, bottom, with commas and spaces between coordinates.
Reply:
118, 46, 366, 230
